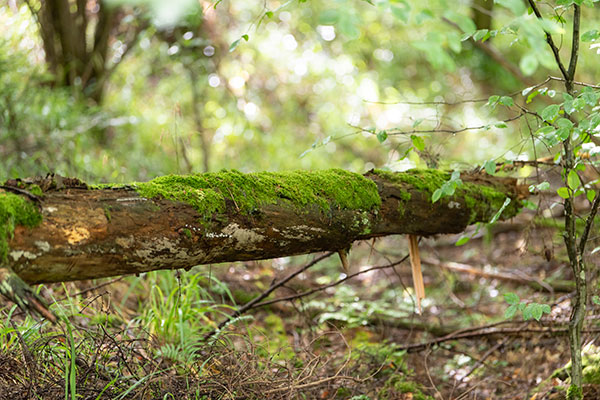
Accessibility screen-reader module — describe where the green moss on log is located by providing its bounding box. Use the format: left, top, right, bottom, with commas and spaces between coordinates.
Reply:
0, 193, 42, 262
373, 169, 521, 223
134, 169, 382, 218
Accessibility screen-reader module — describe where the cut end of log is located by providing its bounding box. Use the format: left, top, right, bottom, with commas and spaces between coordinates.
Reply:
408, 234, 425, 313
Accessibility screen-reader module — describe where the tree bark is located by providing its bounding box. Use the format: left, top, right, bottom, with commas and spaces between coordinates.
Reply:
2, 169, 527, 284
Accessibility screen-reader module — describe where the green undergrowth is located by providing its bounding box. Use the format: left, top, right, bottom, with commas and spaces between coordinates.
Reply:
552, 346, 600, 385
133, 169, 382, 218
0, 192, 42, 262
373, 169, 521, 223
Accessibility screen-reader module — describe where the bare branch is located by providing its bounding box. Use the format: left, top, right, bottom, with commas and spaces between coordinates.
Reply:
526, 0, 569, 81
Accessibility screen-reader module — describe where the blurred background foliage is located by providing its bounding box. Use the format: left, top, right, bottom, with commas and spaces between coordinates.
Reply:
3, 0, 598, 182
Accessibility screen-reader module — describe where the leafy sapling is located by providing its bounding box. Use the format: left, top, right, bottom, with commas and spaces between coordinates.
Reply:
504, 292, 551, 322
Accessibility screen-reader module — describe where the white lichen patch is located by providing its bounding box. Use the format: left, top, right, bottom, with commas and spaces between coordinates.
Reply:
9, 250, 38, 261
222, 223, 265, 249
134, 236, 207, 267
281, 225, 324, 241
44, 206, 58, 213
448, 201, 461, 209
34, 241, 51, 252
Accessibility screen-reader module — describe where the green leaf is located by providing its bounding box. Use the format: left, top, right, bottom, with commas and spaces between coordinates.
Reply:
519, 53, 539, 76
557, 187, 570, 198
504, 304, 518, 319
490, 197, 511, 224
265, 11, 274, 18
582, 29, 600, 42
567, 170, 580, 190
504, 292, 520, 305
541, 304, 551, 314
593, 295, 600, 305
541, 104, 560, 122
377, 131, 388, 143
587, 190, 596, 203
556, 127, 570, 141
487, 95, 500, 108
522, 86, 534, 96
450, 170, 461, 181
410, 135, 425, 151
455, 236, 470, 246
537, 181, 550, 191
530, 304, 543, 321
556, 118, 574, 129
242, 34, 249, 41
432, 188, 442, 203
484, 159, 496, 175
473, 29, 489, 41
229, 39, 241, 52
495, 122, 508, 128
523, 304, 533, 320
535, 126, 555, 137
499, 96, 514, 107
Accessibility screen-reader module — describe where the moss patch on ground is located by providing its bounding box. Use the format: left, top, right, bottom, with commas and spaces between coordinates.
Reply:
0, 192, 42, 262
134, 169, 382, 218
378, 375, 434, 400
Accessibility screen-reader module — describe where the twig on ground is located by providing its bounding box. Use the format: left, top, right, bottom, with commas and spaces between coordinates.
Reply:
204, 252, 335, 339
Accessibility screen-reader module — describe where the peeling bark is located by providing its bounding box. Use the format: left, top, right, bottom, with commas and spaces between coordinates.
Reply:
2, 169, 527, 284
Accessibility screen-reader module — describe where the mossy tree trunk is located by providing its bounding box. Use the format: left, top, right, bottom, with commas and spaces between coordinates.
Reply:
1, 169, 527, 284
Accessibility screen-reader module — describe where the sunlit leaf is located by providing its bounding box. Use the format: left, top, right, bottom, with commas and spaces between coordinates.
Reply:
567, 170, 580, 190
455, 236, 470, 246
483, 159, 496, 175
490, 197, 511, 224
557, 187, 570, 198
541, 104, 560, 121
499, 96, 513, 107
587, 190, 596, 203
377, 131, 388, 143
519, 53, 538, 76
410, 135, 425, 151
582, 29, 600, 42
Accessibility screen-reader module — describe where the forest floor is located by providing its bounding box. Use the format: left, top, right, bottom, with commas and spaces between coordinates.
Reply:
0, 209, 599, 399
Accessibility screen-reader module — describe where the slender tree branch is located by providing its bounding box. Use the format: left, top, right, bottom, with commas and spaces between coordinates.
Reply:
566, 5, 581, 89
526, 0, 569, 81
253, 255, 409, 308
579, 192, 600, 254
548, 76, 600, 89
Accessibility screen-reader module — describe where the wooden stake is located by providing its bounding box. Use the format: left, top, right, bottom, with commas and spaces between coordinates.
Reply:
338, 248, 349, 273
408, 234, 425, 313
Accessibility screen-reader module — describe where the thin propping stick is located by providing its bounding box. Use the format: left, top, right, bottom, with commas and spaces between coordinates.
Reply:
408, 235, 425, 312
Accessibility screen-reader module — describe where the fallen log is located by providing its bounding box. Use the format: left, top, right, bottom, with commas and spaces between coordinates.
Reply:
1, 168, 527, 284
